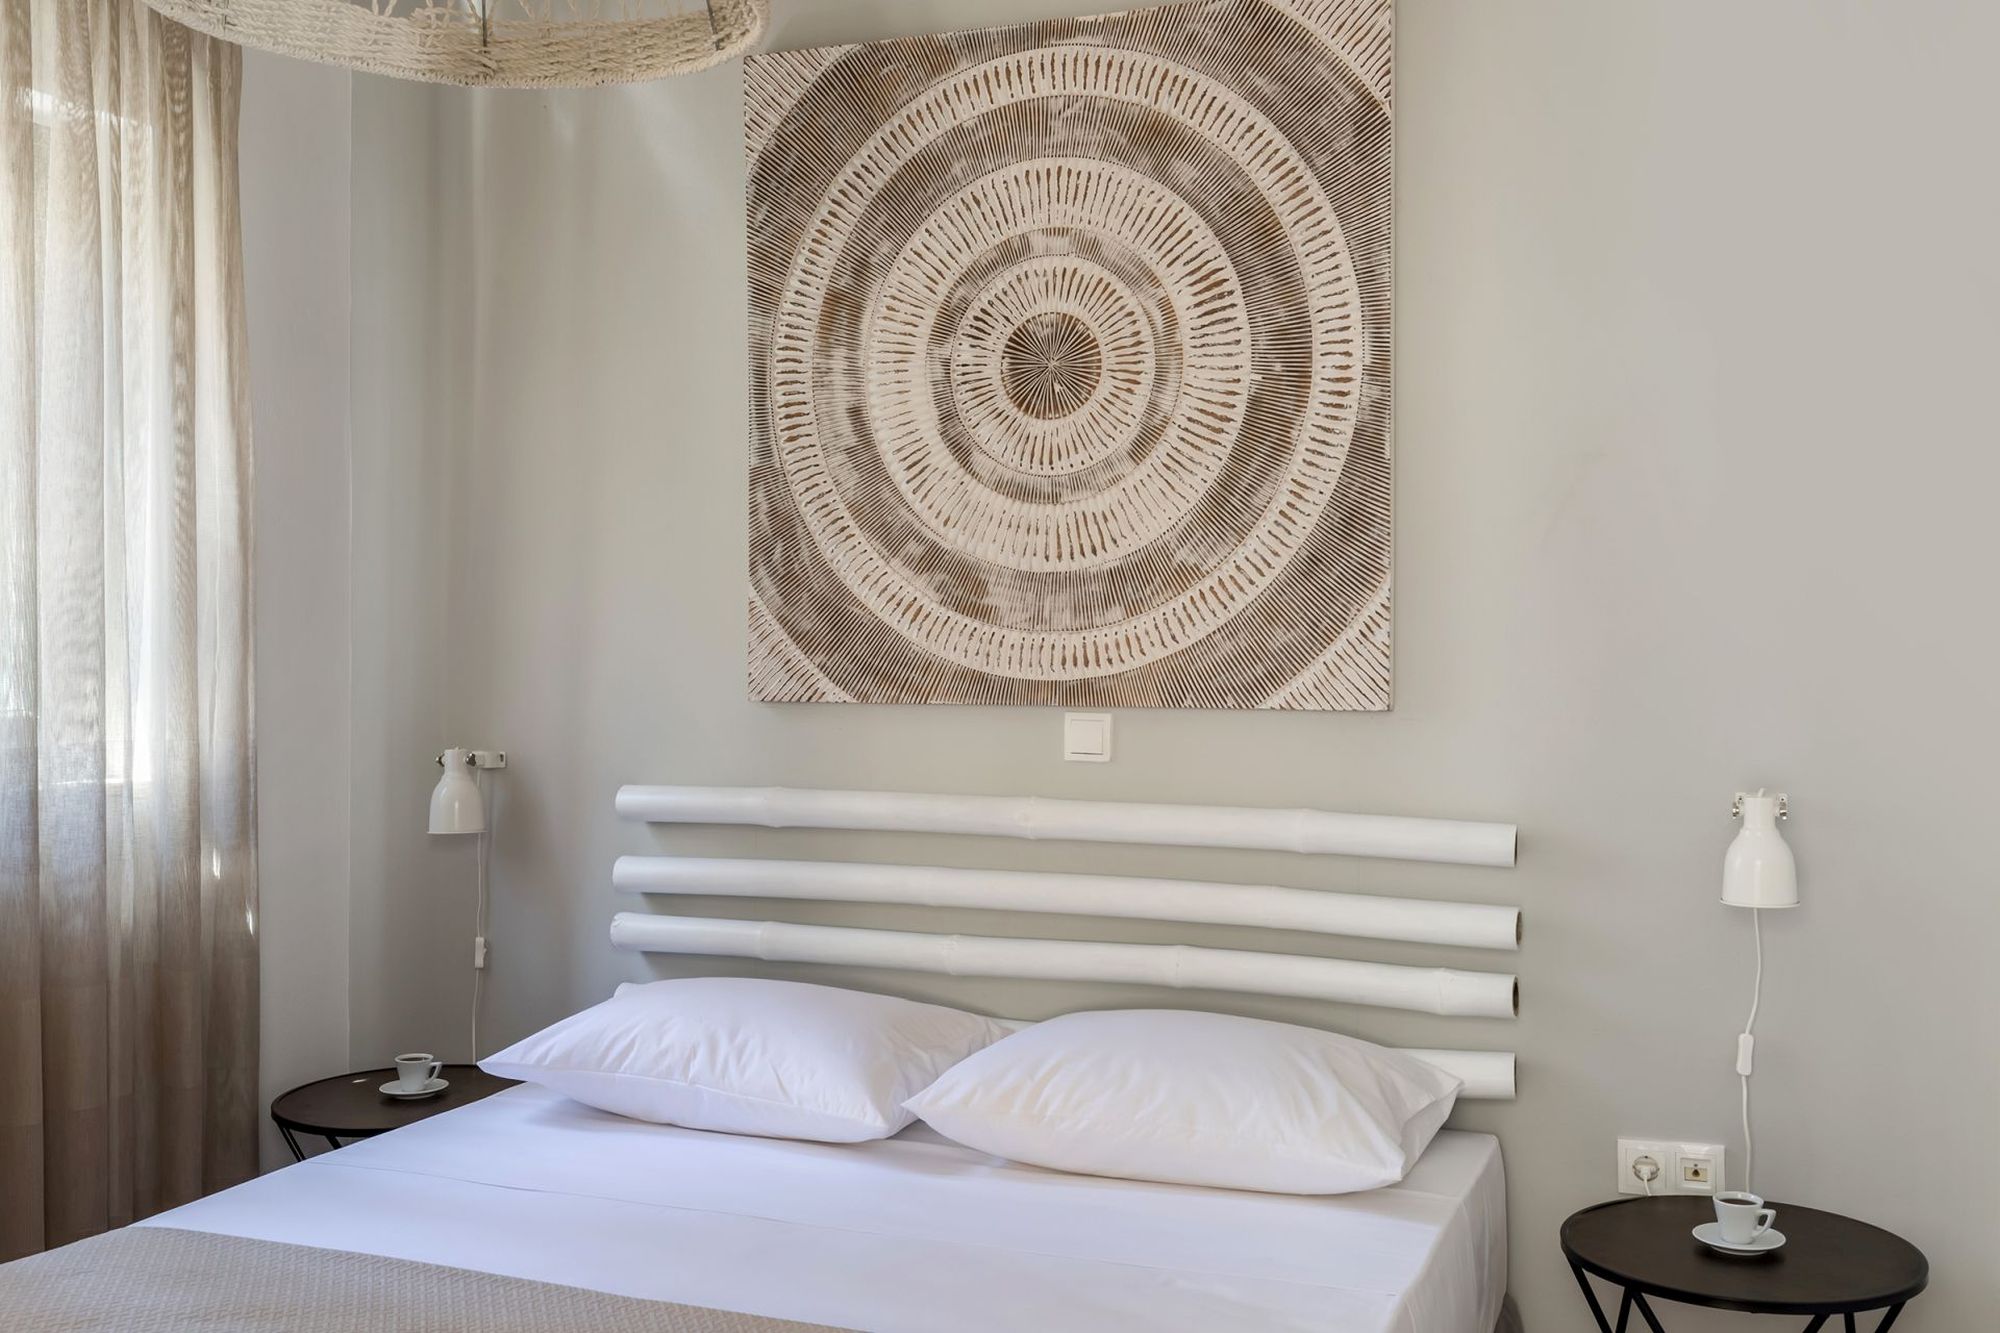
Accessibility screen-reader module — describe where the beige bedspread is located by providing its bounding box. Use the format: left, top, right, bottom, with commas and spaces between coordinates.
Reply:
0, 1225, 854, 1332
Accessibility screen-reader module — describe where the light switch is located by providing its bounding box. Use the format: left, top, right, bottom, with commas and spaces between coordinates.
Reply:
1063, 712, 1113, 762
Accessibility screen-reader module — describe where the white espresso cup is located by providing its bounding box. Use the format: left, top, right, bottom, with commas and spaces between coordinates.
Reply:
394, 1053, 442, 1092
1714, 1191, 1777, 1245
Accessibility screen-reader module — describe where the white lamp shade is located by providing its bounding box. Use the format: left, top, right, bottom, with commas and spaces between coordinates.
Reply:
429, 749, 485, 835
1723, 793, 1796, 909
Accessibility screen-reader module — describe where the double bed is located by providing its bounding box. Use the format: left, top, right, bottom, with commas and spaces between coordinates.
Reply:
9, 1083, 1507, 1331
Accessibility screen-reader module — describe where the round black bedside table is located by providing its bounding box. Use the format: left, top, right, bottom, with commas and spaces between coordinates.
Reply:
270, 1065, 519, 1162
1561, 1197, 1926, 1332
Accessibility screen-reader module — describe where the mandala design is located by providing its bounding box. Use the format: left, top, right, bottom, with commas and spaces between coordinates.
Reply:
746, 0, 1393, 709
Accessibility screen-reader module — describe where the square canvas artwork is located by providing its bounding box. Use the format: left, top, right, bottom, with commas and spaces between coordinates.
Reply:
746, 0, 1393, 708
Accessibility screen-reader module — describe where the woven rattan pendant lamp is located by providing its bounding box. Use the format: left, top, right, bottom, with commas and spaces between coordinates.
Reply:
139, 0, 767, 88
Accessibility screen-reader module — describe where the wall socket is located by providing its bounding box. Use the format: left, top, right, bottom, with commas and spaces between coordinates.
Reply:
1617, 1139, 1727, 1196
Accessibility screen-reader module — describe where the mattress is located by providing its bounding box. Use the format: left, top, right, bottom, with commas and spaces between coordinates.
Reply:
144, 1085, 1507, 1333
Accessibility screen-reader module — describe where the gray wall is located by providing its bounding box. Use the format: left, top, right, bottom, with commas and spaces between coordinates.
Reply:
241, 50, 353, 1171
347, 76, 485, 1072
332, 1, 2000, 1328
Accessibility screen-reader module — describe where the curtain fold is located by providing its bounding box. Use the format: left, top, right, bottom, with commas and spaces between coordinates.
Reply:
0, 0, 256, 1262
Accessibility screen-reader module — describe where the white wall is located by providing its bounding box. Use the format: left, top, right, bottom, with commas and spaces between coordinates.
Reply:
346, 76, 483, 1070
338, 1, 2000, 1327
240, 50, 354, 1170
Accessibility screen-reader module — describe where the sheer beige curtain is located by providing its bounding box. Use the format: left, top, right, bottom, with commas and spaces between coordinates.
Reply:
0, 0, 257, 1261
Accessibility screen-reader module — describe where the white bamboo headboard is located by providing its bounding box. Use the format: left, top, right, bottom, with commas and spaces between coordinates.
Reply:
611, 785, 1522, 1099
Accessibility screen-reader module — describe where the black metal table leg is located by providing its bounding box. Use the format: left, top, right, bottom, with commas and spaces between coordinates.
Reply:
1568, 1260, 1618, 1333
271, 1117, 348, 1163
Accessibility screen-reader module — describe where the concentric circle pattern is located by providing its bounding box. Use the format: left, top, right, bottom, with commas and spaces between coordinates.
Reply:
747, 0, 1394, 709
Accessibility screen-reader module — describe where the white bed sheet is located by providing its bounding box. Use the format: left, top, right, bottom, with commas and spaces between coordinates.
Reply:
144, 1086, 1506, 1333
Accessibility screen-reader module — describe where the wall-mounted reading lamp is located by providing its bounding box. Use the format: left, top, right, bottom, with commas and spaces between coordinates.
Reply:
430, 749, 508, 1059
1723, 789, 1796, 1194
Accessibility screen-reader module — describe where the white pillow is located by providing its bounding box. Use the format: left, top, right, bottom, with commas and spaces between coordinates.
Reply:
902, 1009, 1462, 1194
480, 977, 1012, 1142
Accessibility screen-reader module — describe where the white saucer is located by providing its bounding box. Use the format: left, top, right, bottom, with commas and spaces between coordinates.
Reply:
379, 1076, 449, 1100
1693, 1221, 1786, 1255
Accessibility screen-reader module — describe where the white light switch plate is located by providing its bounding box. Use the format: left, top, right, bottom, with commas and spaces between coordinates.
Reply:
1063, 713, 1113, 762
1617, 1138, 1727, 1196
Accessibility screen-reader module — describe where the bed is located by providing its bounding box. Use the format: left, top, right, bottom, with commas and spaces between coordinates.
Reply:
0, 786, 1521, 1331
16, 1084, 1507, 1332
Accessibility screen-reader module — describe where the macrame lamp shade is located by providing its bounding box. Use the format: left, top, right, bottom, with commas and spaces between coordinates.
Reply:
137, 0, 768, 88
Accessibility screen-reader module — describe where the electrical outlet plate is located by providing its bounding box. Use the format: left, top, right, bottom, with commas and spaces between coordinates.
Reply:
1618, 1139, 1727, 1196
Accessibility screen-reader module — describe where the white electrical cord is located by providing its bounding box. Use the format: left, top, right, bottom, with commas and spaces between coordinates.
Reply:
471, 770, 491, 1062
1739, 907, 1763, 1193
